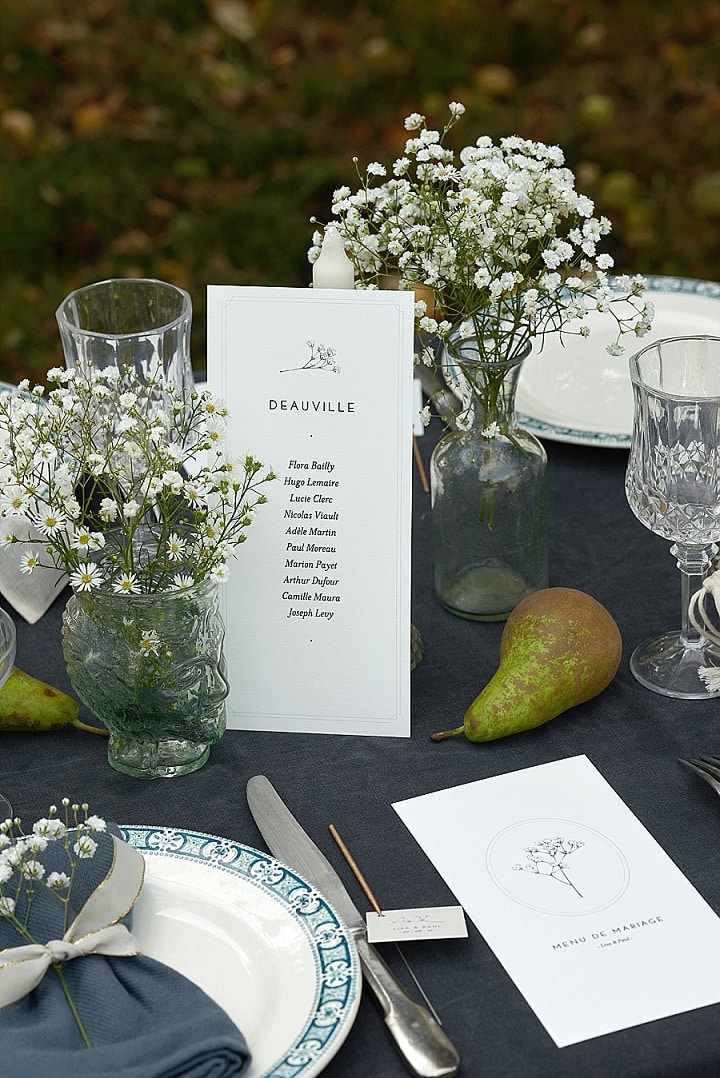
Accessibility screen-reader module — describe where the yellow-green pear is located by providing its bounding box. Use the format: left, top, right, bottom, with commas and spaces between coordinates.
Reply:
432, 588, 622, 743
0, 666, 107, 735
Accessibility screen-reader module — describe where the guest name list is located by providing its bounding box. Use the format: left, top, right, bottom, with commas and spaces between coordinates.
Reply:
283, 457, 341, 622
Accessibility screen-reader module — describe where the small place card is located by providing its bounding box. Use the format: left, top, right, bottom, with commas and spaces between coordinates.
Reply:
206, 286, 415, 737
393, 755, 720, 1047
366, 905, 467, 944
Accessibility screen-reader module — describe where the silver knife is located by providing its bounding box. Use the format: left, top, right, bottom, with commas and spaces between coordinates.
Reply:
246, 775, 460, 1078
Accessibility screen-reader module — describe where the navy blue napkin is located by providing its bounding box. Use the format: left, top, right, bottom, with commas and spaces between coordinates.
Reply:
0, 824, 251, 1077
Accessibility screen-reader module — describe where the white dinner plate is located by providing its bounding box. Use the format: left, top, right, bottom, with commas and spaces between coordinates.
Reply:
119, 825, 361, 1078
516, 275, 720, 447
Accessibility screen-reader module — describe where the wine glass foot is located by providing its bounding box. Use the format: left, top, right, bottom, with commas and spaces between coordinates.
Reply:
630, 631, 720, 699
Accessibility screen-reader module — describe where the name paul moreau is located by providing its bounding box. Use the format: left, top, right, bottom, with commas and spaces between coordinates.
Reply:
273, 398, 355, 624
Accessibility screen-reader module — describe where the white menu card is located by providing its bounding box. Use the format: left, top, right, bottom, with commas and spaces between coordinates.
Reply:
393, 755, 720, 1046
206, 286, 415, 736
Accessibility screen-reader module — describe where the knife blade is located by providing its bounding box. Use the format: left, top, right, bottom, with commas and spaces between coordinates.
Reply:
246, 775, 460, 1078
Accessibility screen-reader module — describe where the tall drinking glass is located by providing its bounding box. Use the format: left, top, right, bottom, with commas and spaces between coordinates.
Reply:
0, 606, 16, 823
625, 336, 720, 698
56, 278, 194, 391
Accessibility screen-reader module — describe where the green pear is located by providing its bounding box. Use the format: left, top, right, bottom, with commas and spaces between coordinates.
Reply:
432, 587, 622, 743
0, 666, 108, 735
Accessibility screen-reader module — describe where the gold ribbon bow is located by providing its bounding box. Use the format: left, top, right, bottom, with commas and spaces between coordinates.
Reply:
0, 833, 145, 1008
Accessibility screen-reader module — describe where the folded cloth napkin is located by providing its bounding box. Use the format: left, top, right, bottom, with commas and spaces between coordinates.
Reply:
0, 514, 68, 624
0, 824, 251, 1078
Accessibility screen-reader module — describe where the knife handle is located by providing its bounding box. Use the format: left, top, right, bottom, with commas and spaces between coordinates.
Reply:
355, 936, 460, 1077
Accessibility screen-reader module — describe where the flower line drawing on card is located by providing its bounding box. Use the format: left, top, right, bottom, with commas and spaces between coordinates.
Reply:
281, 339, 341, 374
512, 837, 586, 898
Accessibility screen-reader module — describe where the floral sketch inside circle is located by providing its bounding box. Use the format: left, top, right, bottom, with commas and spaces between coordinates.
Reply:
486, 818, 630, 916
513, 837, 586, 898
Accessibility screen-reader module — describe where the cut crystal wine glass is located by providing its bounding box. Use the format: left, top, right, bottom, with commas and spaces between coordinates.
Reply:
625, 335, 720, 697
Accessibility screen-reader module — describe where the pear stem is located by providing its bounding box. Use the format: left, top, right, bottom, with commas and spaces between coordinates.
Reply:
430, 726, 464, 741
70, 718, 109, 737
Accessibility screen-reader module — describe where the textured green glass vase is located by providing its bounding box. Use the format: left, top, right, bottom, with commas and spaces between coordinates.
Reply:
62, 578, 228, 778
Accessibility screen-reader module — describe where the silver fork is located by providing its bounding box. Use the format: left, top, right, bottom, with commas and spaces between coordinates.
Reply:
679, 755, 720, 796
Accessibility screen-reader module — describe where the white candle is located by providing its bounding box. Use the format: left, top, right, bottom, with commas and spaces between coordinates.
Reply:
312, 226, 355, 289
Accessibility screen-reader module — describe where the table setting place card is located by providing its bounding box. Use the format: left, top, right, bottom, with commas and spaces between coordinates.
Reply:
206, 285, 415, 736
393, 754, 720, 1047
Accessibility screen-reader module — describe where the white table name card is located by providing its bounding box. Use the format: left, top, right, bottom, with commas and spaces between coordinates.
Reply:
206, 286, 415, 737
393, 755, 720, 1047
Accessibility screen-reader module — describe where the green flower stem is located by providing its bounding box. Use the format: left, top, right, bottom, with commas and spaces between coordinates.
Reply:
53, 962, 92, 1049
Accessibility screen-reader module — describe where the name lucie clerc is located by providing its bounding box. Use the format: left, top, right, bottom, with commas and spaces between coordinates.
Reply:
269, 399, 356, 413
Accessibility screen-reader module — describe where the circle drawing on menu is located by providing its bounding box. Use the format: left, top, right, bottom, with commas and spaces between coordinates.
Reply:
486, 818, 630, 916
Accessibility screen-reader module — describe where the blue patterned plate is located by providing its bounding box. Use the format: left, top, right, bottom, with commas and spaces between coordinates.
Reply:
516, 276, 720, 447
120, 825, 361, 1078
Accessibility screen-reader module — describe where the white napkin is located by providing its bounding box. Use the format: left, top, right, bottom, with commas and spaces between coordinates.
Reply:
0, 385, 68, 623
0, 517, 67, 624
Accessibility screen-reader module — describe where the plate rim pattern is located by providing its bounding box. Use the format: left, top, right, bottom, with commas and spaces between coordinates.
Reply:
517, 274, 720, 448
119, 824, 361, 1078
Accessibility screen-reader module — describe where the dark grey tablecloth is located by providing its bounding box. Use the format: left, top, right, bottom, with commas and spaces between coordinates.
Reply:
2, 428, 719, 1077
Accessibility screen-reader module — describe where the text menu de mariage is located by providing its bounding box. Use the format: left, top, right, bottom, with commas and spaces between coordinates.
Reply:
207, 286, 415, 736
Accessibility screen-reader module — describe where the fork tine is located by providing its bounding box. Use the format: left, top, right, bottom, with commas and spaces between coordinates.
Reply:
699, 755, 720, 777
679, 757, 720, 796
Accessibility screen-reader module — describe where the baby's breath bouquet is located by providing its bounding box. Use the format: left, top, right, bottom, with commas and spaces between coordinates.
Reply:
0, 363, 274, 777
310, 103, 654, 620
0, 364, 274, 593
0, 801, 112, 1047
310, 102, 653, 427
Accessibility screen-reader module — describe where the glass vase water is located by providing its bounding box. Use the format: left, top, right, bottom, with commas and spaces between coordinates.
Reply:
431, 335, 548, 620
625, 335, 720, 697
62, 578, 229, 778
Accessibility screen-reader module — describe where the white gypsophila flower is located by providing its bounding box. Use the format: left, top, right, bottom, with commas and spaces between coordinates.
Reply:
21, 859, 46, 881
98, 498, 118, 523
33, 817, 66, 839
85, 816, 106, 832
47, 871, 71, 890
73, 834, 98, 859
210, 562, 230, 583
0, 895, 16, 915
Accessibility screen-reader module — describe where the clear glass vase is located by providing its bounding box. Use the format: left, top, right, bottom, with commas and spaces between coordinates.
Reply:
431, 336, 548, 620
62, 578, 228, 778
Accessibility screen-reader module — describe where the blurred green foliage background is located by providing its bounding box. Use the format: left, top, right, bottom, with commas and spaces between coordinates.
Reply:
1, 0, 719, 382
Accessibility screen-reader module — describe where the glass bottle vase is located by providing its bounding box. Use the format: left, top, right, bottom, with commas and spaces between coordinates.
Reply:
430, 339, 548, 620
62, 578, 229, 778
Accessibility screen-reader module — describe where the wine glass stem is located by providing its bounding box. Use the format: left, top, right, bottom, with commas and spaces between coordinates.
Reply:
671, 542, 716, 647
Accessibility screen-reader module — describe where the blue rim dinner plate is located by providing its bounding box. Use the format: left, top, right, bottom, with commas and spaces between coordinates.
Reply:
120, 825, 361, 1078
516, 275, 720, 448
